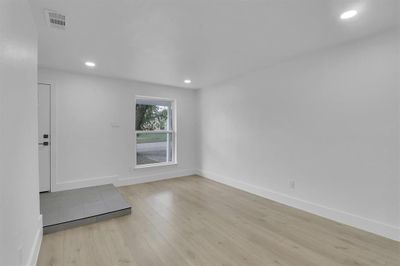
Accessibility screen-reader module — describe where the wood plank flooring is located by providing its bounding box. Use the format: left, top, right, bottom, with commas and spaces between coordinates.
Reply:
37, 176, 400, 266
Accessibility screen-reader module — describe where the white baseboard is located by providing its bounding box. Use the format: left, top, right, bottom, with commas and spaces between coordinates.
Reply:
53, 169, 197, 192
27, 215, 43, 266
197, 169, 400, 242
53, 175, 118, 191
116, 169, 196, 187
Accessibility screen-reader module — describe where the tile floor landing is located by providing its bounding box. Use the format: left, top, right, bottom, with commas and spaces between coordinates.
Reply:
40, 184, 131, 234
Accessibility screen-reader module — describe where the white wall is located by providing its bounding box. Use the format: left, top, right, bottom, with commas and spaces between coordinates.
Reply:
0, 1, 42, 265
38, 68, 198, 191
198, 29, 400, 241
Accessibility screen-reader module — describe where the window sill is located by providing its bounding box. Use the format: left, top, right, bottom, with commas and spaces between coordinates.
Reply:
134, 162, 178, 169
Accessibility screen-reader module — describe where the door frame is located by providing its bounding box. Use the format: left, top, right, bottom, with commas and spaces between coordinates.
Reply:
38, 82, 56, 192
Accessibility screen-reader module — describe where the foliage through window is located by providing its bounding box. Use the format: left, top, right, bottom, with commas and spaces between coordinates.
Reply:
136, 104, 168, 131
135, 97, 175, 166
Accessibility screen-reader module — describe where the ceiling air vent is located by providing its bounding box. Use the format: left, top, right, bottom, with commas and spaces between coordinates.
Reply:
44, 9, 66, 29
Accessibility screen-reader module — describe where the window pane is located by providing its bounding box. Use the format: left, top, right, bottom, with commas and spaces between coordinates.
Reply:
136, 103, 170, 131
136, 132, 173, 165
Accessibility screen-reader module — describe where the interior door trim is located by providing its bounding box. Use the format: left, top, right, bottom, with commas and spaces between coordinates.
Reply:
38, 82, 56, 192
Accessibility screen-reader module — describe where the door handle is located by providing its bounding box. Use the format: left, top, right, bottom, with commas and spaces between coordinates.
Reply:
39, 142, 49, 146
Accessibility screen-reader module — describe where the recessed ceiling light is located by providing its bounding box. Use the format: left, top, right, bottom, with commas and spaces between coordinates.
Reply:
85, 61, 96, 67
184, 79, 192, 84
340, 10, 358, 20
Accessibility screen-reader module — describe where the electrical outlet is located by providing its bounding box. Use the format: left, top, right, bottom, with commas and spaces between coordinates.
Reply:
110, 122, 120, 128
289, 179, 296, 189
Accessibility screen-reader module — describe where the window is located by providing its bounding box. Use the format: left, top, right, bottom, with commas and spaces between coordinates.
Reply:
135, 97, 176, 167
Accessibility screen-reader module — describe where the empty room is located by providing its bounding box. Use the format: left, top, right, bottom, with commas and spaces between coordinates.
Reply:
1, 0, 399, 265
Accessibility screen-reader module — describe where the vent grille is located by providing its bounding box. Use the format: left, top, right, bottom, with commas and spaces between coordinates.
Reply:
44, 9, 66, 29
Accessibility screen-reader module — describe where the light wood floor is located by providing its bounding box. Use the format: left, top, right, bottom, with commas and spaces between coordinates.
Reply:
37, 176, 399, 266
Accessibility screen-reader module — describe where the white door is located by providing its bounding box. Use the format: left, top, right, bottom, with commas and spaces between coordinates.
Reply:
38, 83, 51, 192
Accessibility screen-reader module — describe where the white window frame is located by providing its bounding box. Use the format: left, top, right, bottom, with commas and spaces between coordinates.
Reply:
134, 96, 177, 168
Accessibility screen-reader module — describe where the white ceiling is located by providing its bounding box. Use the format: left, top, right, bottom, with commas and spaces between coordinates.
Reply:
30, 0, 399, 89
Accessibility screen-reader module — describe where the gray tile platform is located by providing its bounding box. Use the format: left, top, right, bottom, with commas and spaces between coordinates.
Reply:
40, 184, 131, 234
